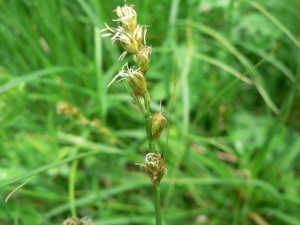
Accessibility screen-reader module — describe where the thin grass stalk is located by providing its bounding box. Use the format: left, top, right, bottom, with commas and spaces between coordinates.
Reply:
94, 26, 106, 123
153, 184, 162, 225
69, 159, 79, 217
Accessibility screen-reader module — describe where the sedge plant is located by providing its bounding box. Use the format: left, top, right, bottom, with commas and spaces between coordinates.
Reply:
101, 2, 168, 224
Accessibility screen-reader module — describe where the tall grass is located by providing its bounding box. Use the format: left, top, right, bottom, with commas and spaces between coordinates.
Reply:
0, 0, 299, 224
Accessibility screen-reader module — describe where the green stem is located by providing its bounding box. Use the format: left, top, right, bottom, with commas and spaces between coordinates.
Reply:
69, 159, 79, 217
145, 114, 155, 152
94, 27, 106, 123
153, 184, 162, 225
142, 91, 156, 152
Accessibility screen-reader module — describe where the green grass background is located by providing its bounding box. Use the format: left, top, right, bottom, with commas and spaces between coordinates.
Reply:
0, 0, 299, 224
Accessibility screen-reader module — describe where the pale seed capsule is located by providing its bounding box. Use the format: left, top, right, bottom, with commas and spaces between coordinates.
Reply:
114, 4, 137, 33
133, 25, 144, 48
127, 69, 147, 96
151, 111, 168, 143
119, 32, 138, 54
136, 45, 152, 75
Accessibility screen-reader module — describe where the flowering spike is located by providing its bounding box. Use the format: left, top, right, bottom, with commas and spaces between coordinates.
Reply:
103, 3, 168, 223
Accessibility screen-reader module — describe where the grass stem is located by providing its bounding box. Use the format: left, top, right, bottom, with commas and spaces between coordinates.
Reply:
69, 159, 79, 217
153, 184, 162, 225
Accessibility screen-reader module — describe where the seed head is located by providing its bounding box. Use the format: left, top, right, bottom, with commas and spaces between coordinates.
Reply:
151, 111, 168, 143
63, 216, 82, 225
101, 22, 141, 56
136, 152, 167, 186
63, 216, 95, 225
114, 4, 137, 33
133, 45, 153, 75
119, 33, 139, 55
101, 2, 152, 74
103, 25, 139, 55
107, 64, 149, 100
127, 68, 147, 96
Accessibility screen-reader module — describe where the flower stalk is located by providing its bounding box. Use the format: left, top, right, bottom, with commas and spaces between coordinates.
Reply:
101, 2, 167, 224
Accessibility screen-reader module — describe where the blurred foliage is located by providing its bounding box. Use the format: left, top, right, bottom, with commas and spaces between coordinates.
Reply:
0, 0, 299, 224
